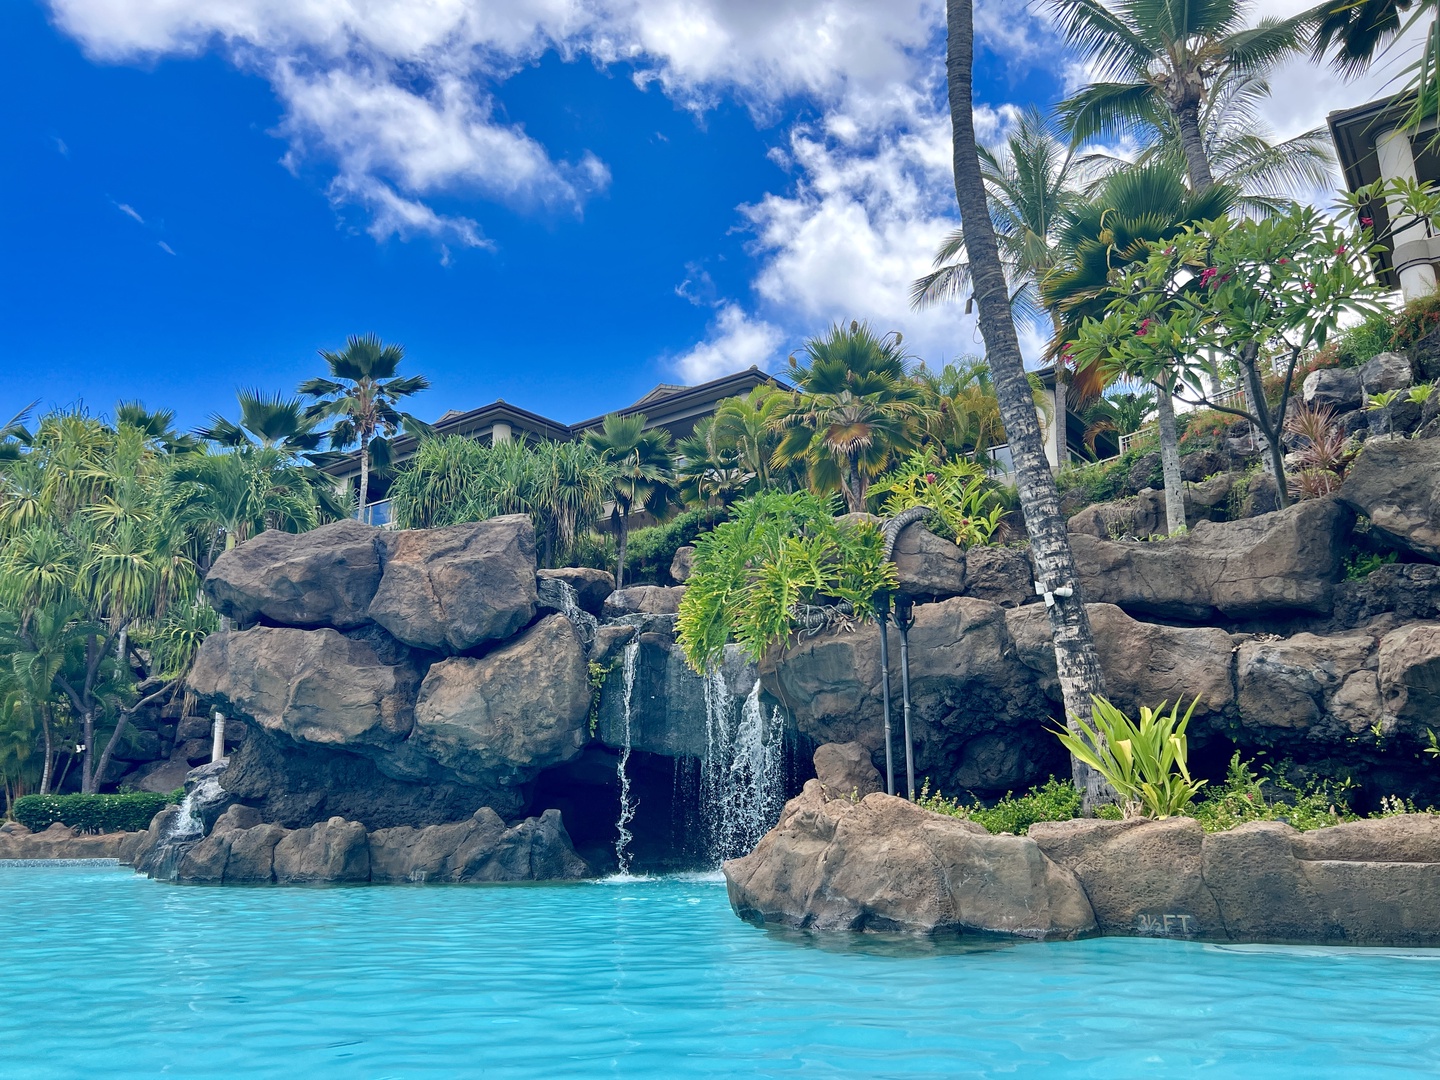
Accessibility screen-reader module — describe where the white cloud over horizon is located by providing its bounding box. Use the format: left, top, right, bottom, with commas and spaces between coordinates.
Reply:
49, 0, 1412, 382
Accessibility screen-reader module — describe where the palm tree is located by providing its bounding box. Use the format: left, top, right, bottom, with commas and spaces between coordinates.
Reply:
0, 404, 36, 467
1312, 1, 1440, 141
912, 107, 1088, 464
1082, 388, 1158, 457
1080, 69, 1335, 214
299, 334, 434, 513
1048, 0, 1321, 192
1043, 164, 1236, 535
584, 414, 674, 588
527, 440, 615, 568
773, 322, 923, 513
945, 0, 1109, 808
197, 390, 328, 454
714, 385, 790, 491
114, 402, 198, 455
676, 418, 751, 510
167, 447, 319, 557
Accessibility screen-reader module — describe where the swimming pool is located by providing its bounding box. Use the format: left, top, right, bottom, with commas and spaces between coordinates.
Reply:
3, 865, 1438, 1078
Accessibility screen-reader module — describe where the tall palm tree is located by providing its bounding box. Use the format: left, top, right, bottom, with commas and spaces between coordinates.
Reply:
912, 107, 1088, 463
299, 334, 434, 513
584, 414, 674, 588
1043, 164, 1236, 535
946, 0, 1109, 807
676, 418, 751, 509
714, 385, 790, 491
1048, 0, 1321, 192
1080, 69, 1335, 214
0, 404, 36, 467
114, 402, 198, 455
773, 322, 923, 513
197, 390, 328, 454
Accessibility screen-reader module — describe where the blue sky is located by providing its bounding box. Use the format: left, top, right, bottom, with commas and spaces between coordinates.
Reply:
0, 0, 1348, 432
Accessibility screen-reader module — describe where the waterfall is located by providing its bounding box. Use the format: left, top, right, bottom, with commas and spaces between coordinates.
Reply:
701, 674, 786, 865
549, 579, 597, 647
137, 770, 228, 880
613, 640, 640, 876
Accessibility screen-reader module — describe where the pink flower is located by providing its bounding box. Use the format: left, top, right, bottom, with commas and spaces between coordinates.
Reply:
1137, 318, 1152, 336
1361, 217, 1374, 227
1278, 257, 1289, 265
1199, 267, 1218, 286
925, 473, 937, 485
1336, 245, 1347, 255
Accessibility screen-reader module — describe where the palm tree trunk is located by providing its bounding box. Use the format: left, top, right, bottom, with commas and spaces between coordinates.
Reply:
1153, 378, 1187, 535
616, 510, 629, 590
358, 439, 371, 520
947, 0, 1109, 809
1174, 100, 1215, 193
81, 709, 96, 794
39, 705, 53, 796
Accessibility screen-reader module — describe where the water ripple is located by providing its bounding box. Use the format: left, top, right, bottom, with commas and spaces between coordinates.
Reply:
1, 868, 1438, 1078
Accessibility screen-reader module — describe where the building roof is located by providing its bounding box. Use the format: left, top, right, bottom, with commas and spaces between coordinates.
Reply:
325, 366, 788, 479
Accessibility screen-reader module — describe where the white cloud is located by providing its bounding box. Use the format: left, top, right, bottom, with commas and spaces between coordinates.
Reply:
115, 202, 144, 223
673, 303, 786, 382
157, 240, 177, 255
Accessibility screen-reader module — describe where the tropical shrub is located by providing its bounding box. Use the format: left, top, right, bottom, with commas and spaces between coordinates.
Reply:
867, 452, 1006, 547
619, 507, 729, 584
1191, 754, 1357, 833
676, 491, 896, 670
917, 776, 1081, 834
1052, 696, 1206, 819
13, 790, 182, 834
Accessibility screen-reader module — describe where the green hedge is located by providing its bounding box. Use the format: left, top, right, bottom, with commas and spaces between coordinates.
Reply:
12, 791, 183, 834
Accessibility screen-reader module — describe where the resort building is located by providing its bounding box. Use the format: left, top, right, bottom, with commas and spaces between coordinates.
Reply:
1331, 94, 1440, 301
329, 366, 782, 525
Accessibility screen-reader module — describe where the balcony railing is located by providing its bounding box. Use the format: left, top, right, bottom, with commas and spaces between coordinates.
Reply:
360, 500, 395, 528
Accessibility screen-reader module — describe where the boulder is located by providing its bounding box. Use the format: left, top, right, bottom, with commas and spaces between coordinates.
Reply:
1302, 367, 1363, 412
130, 756, 194, 793
1068, 492, 1169, 540
1008, 603, 1235, 718
368, 516, 538, 653
959, 545, 1036, 608
369, 807, 590, 883
1333, 563, 1440, 628
601, 585, 686, 619
0, 823, 149, 862
1292, 814, 1440, 863
761, 597, 1057, 797
1235, 631, 1376, 731
812, 742, 882, 800
589, 624, 638, 667
272, 817, 371, 884
410, 615, 590, 789
537, 567, 614, 617
890, 522, 966, 601
204, 520, 385, 630
188, 627, 421, 753
1376, 622, 1440, 732
1341, 438, 1440, 561
723, 782, 1096, 937
1029, 818, 1222, 938
1412, 322, 1440, 382
1360, 351, 1414, 396
1200, 821, 1337, 942
669, 546, 695, 584
1070, 498, 1351, 620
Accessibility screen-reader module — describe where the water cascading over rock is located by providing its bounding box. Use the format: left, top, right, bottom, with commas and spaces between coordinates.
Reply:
700, 671, 788, 865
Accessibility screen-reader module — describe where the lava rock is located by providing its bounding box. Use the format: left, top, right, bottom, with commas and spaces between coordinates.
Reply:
957, 545, 1037, 608
812, 742, 883, 800
410, 615, 590, 789
1360, 351, 1415, 396
669, 546, 695, 584
1341, 437, 1440, 561
1302, 367, 1363, 412
723, 781, 1096, 938
369, 515, 539, 654
369, 807, 590, 883
1070, 497, 1352, 620
272, 817, 372, 884
1376, 622, 1440, 733
1235, 631, 1376, 731
1333, 563, 1440, 628
890, 521, 966, 601
601, 585, 686, 619
537, 567, 615, 616
205, 520, 385, 630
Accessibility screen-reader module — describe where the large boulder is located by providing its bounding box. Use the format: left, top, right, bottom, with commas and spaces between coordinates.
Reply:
890, 522, 966, 601
669, 546, 696, 583
959, 545, 1036, 608
1235, 631, 1377, 732
204, 520, 385, 629
272, 817, 372, 884
1333, 563, 1440, 628
1029, 818, 1222, 938
188, 626, 421, 753
368, 515, 538, 653
1341, 438, 1440, 561
761, 597, 1058, 797
1070, 498, 1351, 620
1360, 351, 1414, 396
410, 615, 590, 789
1302, 367, 1363, 412
602, 585, 686, 619
1376, 622, 1440, 733
369, 807, 590, 883
1007, 603, 1234, 719
723, 781, 1096, 937
812, 742, 883, 800
0, 822, 149, 862
537, 567, 615, 616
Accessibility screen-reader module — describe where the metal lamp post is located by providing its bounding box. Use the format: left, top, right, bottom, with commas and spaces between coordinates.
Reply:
876, 593, 896, 796
894, 598, 916, 801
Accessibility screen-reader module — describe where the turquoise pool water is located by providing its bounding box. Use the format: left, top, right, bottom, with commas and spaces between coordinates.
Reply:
3, 866, 1440, 1078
